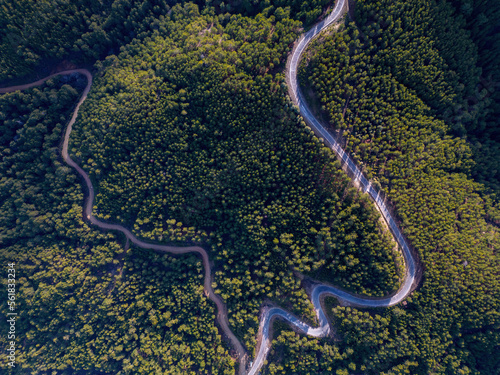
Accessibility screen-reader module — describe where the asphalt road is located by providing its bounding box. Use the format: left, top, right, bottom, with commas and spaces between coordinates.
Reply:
249, 0, 418, 373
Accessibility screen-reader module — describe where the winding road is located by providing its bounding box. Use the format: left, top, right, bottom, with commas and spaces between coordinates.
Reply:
1, 70, 249, 375
250, 1, 417, 373
0, 1, 418, 374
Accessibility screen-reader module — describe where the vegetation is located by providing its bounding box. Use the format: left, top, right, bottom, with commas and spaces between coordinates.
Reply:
0, 0, 498, 374
263, 0, 500, 373
0, 78, 235, 374
0, 0, 332, 82
1, 1, 401, 373
69, 3, 401, 354
447, 0, 500, 191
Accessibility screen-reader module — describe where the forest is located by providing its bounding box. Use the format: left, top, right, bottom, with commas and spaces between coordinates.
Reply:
0, 78, 235, 373
0, 0, 331, 82
69, 2, 403, 356
274, 0, 499, 373
0, 0, 499, 374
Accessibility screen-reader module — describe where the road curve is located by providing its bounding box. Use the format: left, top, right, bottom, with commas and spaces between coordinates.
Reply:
0, 69, 249, 375
1, 2, 419, 373
248, 0, 418, 373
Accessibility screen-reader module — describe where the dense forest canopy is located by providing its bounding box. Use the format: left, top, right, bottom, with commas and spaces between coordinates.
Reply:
0, 0, 332, 81
286, 0, 499, 373
69, 3, 403, 355
0, 78, 235, 373
0, 0, 499, 374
